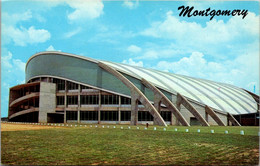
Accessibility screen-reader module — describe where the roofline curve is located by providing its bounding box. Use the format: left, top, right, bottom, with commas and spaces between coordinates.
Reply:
25, 51, 99, 70
26, 52, 212, 110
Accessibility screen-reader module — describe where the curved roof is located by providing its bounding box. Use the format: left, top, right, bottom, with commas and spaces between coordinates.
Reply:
26, 51, 258, 115
101, 61, 257, 115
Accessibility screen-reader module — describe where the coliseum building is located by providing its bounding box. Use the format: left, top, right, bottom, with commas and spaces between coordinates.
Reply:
8, 52, 259, 126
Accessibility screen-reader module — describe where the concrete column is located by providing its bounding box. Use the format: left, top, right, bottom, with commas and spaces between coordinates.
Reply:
38, 82, 56, 123
205, 112, 209, 122
227, 113, 241, 126
154, 95, 161, 113
131, 94, 138, 125
205, 105, 226, 126
118, 96, 121, 124
77, 84, 81, 123
153, 94, 161, 125
64, 81, 67, 123
175, 99, 181, 126
98, 90, 101, 124
177, 93, 210, 126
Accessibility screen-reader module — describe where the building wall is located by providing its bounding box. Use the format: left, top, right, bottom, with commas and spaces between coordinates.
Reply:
39, 82, 56, 123
9, 74, 230, 126
34, 77, 228, 125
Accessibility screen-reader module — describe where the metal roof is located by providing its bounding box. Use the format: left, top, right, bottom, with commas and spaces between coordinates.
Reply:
102, 61, 258, 115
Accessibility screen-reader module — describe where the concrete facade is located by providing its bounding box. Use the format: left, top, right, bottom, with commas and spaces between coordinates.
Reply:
39, 82, 56, 123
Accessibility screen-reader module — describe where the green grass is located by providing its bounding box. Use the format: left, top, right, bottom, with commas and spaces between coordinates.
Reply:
2, 125, 259, 165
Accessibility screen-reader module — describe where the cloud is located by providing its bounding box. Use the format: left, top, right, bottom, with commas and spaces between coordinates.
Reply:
1, 51, 26, 73
137, 10, 259, 93
35, 14, 46, 23
127, 45, 142, 53
142, 10, 258, 40
3, 25, 51, 46
122, 58, 143, 67
64, 27, 82, 38
141, 11, 259, 58
135, 46, 186, 60
2, 0, 104, 45
1, 51, 26, 117
157, 52, 207, 76
156, 51, 259, 93
2, 10, 32, 26
136, 50, 158, 60
46, 45, 61, 52
66, 0, 104, 21
2, 10, 51, 46
1, 51, 13, 69
13, 59, 26, 71
123, 0, 139, 9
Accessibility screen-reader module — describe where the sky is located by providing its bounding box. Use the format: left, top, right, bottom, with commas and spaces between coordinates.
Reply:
1, 0, 259, 117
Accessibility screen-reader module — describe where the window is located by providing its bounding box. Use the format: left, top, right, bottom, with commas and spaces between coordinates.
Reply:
138, 111, 154, 121
160, 111, 171, 121
101, 111, 118, 121
66, 111, 77, 120
35, 85, 40, 92
81, 85, 91, 89
68, 82, 78, 90
110, 95, 119, 104
67, 96, 78, 105
121, 96, 131, 105
35, 99, 39, 107
57, 96, 65, 105
53, 78, 65, 91
80, 111, 98, 120
81, 95, 99, 105
101, 95, 119, 105
121, 111, 131, 121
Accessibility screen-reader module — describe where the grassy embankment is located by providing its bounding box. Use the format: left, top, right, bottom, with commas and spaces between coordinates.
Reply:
1, 124, 259, 165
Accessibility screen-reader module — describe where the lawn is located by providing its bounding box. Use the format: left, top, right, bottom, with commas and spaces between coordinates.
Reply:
1, 124, 259, 165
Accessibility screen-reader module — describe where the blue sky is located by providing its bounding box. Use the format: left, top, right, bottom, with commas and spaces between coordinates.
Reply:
1, 0, 259, 117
